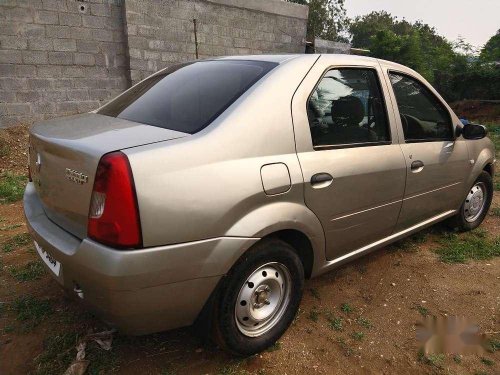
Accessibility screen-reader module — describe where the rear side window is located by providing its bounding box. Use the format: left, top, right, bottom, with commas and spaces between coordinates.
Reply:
307, 68, 390, 148
388, 72, 453, 142
98, 60, 277, 134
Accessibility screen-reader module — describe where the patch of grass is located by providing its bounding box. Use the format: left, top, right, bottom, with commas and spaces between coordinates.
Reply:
2, 232, 32, 253
480, 357, 494, 366
0, 173, 27, 204
490, 207, 500, 216
356, 317, 372, 329
35, 333, 118, 375
326, 314, 343, 331
486, 338, 500, 353
0, 223, 22, 231
435, 229, 500, 263
266, 341, 282, 352
309, 287, 320, 300
85, 341, 119, 375
340, 303, 353, 314
336, 337, 354, 357
418, 351, 445, 368
453, 354, 462, 364
217, 367, 249, 375
0, 138, 10, 157
351, 331, 365, 341
308, 307, 319, 322
416, 305, 430, 317
12, 295, 52, 331
392, 230, 429, 252
35, 332, 79, 375
9, 260, 45, 281
3, 325, 14, 333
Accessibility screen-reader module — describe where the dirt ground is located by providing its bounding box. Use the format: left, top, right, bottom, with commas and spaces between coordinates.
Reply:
0, 126, 499, 375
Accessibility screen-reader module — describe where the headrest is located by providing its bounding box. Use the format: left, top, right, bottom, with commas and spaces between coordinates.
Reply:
331, 96, 365, 126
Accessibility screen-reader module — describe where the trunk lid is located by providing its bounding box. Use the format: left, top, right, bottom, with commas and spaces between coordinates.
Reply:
29, 113, 187, 239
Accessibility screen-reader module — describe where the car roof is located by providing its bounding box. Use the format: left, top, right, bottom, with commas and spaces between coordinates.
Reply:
215, 54, 411, 72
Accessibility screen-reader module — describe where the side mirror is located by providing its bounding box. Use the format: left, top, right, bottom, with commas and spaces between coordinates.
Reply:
462, 124, 488, 140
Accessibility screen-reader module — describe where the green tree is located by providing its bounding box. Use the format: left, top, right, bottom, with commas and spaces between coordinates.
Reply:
480, 29, 500, 62
286, 0, 349, 41
349, 11, 455, 83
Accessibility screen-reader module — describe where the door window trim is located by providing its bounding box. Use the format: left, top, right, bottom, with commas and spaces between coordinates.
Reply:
387, 69, 454, 144
306, 66, 393, 151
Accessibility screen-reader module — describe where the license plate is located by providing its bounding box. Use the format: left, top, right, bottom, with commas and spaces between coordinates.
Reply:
34, 241, 61, 276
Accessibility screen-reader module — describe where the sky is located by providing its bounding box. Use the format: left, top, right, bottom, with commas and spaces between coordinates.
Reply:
345, 0, 499, 48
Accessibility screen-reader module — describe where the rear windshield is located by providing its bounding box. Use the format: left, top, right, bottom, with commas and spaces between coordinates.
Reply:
97, 60, 277, 134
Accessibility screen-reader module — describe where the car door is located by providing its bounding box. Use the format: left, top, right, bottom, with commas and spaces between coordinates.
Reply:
291, 56, 407, 261
383, 69, 472, 230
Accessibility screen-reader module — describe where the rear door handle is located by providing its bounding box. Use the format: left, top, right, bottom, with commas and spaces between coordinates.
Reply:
310, 173, 333, 188
410, 160, 424, 173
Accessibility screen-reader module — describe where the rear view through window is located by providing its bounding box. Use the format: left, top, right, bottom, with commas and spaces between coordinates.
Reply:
98, 60, 277, 134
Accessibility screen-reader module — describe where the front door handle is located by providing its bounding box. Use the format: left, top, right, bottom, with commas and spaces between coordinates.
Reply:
410, 160, 424, 173
310, 173, 333, 188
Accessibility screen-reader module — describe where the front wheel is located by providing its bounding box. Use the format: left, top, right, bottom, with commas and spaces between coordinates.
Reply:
211, 239, 304, 356
448, 171, 493, 231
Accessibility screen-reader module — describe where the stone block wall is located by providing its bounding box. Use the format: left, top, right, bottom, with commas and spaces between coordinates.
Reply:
124, 0, 309, 83
0, 0, 129, 127
0, 0, 308, 127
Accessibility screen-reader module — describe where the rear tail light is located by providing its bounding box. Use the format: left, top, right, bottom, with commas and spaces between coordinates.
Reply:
87, 151, 142, 249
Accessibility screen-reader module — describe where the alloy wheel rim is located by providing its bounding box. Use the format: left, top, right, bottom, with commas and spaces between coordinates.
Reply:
234, 262, 292, 337
463, 182, 487, 223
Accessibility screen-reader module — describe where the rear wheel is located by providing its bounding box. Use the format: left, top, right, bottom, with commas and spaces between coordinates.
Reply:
211, 239, 304, 356
448, 171, 493, 231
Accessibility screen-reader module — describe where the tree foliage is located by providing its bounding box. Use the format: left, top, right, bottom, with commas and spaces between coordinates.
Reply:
349, 11, 499, 101
286, 0, 349, 42
480, 29, 500, 62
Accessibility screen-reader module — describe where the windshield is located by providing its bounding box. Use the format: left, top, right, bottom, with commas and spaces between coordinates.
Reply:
97, 60, 277, 134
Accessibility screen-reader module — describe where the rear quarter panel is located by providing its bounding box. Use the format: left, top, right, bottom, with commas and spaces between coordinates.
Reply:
124, 55, 325, 251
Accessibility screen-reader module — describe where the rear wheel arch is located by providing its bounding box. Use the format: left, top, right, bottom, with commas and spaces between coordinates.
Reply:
483, 162, 494, 177
261, 229, 314, 279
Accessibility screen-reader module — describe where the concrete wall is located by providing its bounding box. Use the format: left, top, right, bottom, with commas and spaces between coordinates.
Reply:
124, 0, 308, 83
0, 0, 308, 127
0, 0, 130, 128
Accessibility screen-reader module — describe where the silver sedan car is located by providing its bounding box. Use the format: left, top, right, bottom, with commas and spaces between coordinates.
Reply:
24, 54, 494, 355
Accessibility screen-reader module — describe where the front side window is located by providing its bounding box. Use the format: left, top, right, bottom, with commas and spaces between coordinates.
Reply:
307, 68, 390, 148
98, 60, 277, 134
389, 72, 453, 142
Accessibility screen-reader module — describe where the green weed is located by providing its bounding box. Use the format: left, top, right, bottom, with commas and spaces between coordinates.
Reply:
416, 305, 430, 317
435, 229, 500, 263
340, 303, 353, 313
326, 314, 343, 331
351, 331, 365, 341
266, 341, 282, 352
0, 173, 27, 204
356, 317, 372, 328
9, 260, 45, 281
12, 295, 52, 331
2, 232, 32, 253
309, 287, 321, 300
480, 357, 494, 366
308, 307, 319, 322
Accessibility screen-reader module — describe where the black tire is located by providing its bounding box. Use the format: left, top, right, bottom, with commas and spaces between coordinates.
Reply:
211, 238, 304, 356
448, 171, 493, 231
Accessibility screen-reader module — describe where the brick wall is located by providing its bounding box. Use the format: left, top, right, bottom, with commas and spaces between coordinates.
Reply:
0, 0, 308, 127
124, 0, 309, 83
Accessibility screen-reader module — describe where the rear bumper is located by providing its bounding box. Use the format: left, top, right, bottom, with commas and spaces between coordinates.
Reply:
24, 182, 259, 334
